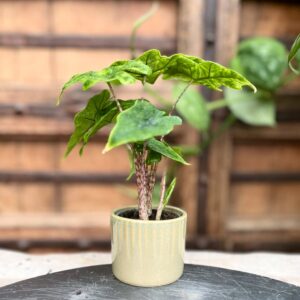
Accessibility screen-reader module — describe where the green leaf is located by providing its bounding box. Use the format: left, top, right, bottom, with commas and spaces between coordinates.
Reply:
136, 49, 169, 84
136, 49, 256, 92
173, 83, 210, 131
146, 149, 162, 165
225, 88, 276, 126
147, 138, 189, 165
231, 37, 287, 92
65, 90, 135, 156
58, 60, 152, 103
126, 148, 136, 180
104, 100, 182, 152
163, 178, 176, 208
288, 34, 300, 74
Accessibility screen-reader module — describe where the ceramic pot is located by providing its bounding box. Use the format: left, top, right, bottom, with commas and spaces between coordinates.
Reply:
111, 205, 187, 287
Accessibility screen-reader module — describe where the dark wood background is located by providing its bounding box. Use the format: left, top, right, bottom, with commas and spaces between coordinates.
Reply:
0, 0, 299, 252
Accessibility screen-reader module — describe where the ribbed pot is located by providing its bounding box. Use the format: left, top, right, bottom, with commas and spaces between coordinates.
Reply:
111, 206, 187, 287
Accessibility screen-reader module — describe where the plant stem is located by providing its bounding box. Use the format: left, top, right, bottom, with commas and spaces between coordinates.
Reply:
130, 2, 159, 59
206, 98, 228, 111
107, 82, 123, 112
169, 80, 193, 116
147, 163, 157, 216
135, 146, 149, 220
156, 170, 166, 220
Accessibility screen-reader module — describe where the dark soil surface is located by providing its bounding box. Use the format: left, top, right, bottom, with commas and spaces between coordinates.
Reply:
118, 208, 179, 220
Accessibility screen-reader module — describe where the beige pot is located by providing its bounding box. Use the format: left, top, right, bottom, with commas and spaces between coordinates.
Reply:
111, 205, 187, 287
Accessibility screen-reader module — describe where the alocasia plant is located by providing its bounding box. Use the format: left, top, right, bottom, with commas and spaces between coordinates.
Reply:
58, 49, 255, 220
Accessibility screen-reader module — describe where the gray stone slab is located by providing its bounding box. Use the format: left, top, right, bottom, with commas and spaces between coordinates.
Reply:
0, 264, 299, 300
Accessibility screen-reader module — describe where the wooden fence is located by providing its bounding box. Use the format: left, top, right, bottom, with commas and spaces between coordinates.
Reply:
0, 0, 299, 251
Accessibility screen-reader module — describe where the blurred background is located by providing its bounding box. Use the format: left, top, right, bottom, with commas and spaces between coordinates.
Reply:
0, 0, 299, 253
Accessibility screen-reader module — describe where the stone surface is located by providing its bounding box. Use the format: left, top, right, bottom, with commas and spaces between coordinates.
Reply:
0, 264, 299, 300
0, 249, 300, 288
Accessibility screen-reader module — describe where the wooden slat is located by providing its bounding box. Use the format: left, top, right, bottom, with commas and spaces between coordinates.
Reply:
207, 131, 232, 237
51, 0, 177, 37
0, 34, 176, 53
227, 217, 300, 232
176, 0, 205, 236
232, 123, 300, 140
240, 1, 300, 39
232, 140, 300, 173
0, 213, 108, 229
215, 0, 240, 65
229, 182, 300, 219
206, 0, 240, 239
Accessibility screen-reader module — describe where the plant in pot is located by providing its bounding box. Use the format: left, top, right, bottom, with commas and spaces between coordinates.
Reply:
58, 50, 255, 287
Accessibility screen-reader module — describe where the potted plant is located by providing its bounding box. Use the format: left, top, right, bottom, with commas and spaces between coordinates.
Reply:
58, 49, 255, 287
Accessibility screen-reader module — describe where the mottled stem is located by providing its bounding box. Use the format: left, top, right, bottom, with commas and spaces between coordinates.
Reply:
169, 80, 193, 116
156, 171, 166, 220
107, 82, 123, 113
134, 148, 149, 220
146, 163, 157, 216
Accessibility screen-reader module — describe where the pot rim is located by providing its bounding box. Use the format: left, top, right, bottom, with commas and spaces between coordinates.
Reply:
111, 205, 187, 224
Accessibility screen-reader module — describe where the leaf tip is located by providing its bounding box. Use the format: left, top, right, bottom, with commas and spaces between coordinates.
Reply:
102, 145, 111, 154
56, 95, 61, 106
251, 84, 257, 93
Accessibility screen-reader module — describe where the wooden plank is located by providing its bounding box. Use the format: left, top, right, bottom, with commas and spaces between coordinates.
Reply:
0, 212, 108, 229
0, 0, 49, 34
0, 172, 136, 184
177, 0, 204, 55
207, 131, 232, 237
53, 48, 130, 84
0, 142, 56, 171
206, 0, 240, 239
227, 217, 300, 232
232, 141, 300, 173
61, 184, 135, 212
0, 34, 176, 53
229, 182, 300, 219
215, 0, 240, 65
232, 123, 300, 140
240, 1, 300, 39
52, 0, 177, 38
58, 142, 130, 173
176, 0, 205, 236
0, 183, 56, 213
226, 231, 300, 251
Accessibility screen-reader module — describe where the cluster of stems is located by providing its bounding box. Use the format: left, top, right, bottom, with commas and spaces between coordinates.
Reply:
134, 145, 158, 220
107, 81, 191, 220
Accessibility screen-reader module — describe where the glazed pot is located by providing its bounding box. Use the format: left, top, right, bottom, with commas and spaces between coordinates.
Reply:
111, 205, 187, 287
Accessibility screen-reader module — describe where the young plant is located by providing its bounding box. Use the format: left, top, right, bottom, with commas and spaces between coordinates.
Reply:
58, 49, 255, 220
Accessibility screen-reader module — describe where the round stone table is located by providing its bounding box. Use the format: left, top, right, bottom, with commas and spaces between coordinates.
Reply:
0, 264, 299, 300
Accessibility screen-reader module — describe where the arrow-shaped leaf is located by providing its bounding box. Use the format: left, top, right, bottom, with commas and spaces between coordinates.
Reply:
137, 49, 256, 92
58, 60, 152, 103
147, 138, 188, 165
104, 100, 182, 152
163, 178, 176, 208
65, 90, 135, 156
